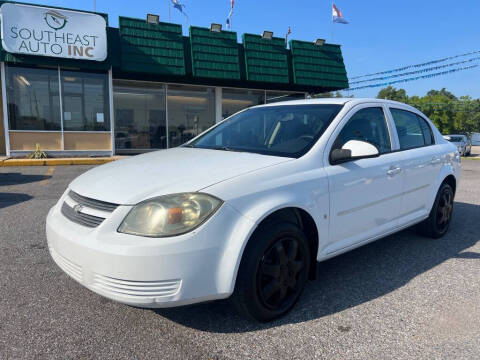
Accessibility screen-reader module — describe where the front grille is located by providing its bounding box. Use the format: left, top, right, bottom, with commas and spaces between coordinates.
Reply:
92, 274, 181, 298
68, 191, 118, 212
61, 202, 105, 228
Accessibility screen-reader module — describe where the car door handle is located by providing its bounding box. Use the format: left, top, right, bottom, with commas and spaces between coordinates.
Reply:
430, 156, 441, 165
387, 166, 402, 176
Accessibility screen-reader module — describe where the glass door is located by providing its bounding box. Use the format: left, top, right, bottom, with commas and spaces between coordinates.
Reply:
113, 80, 167, 153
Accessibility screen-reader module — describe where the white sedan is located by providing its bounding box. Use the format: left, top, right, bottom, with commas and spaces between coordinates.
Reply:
46, 98, 461, 321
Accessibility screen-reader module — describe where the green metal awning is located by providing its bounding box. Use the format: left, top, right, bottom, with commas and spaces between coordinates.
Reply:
242, 33, 289, 84
189, 26, 241, 81
0, 1, 350, 93
290, 40, 349, 90
119, 17, 186, 76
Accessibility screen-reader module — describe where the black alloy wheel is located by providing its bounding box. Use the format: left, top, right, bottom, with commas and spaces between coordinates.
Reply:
417, 182, 454, 238
232, 221, 311, 322
257, 237, 307, 312
435, 187, 454, 234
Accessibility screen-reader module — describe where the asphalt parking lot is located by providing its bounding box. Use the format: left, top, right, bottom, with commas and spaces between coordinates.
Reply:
1, 160, 479, 359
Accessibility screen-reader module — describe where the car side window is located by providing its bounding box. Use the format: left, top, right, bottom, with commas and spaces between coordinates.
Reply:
332, 107, 391, 154
391, 108, 436, 150
417, 116, 434, 145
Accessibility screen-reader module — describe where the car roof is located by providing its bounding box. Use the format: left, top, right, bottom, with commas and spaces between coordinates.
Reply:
259, 98, 410, 108
445, 134, 466, 137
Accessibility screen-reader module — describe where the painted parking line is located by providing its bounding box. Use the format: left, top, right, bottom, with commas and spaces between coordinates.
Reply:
40, 166, 55, 185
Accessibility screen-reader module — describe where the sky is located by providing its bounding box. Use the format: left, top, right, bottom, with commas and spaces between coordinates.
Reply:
21, 0, 480, 99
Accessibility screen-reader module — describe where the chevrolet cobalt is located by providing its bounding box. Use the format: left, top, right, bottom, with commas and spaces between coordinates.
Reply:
47, 99, 460, 321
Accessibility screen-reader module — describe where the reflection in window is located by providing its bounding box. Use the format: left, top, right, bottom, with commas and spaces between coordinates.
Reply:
113, 81, 166, 151
391, 109, 429, 150
61, 70, 110, 131
6, 66, 61, 130
167, 85, 215, 147
190, 104, 343, 158
266, 92, 305, 104
334, 107, 391, 154
222, 89, 264, 119
418, 117, 434, 145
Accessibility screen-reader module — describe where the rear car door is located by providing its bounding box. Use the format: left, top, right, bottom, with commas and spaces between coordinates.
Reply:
323, 104, 404, 255
389, 108, 441, 226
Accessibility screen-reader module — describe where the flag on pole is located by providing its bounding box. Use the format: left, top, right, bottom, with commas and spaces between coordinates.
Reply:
226, 0, 234, 29
285, 26, 292, 45
171, 0, 188, 21
332, 4, 348, 24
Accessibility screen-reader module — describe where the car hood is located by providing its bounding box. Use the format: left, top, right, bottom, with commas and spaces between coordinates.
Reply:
69, 147, 292, 204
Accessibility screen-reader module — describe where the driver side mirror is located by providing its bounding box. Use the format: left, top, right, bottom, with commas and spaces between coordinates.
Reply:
330, 140, 380, 164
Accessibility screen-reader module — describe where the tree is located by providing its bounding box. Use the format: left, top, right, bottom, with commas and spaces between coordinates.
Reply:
426, 88, 457, 101
376, 86, 408, 103
409, 94, 455, 134
453, 96, 480, 134
375, 87, 480, 134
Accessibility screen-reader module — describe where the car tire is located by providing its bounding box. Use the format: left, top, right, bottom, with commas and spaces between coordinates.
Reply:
417, 183, 454, 239
231, 221, 311, 322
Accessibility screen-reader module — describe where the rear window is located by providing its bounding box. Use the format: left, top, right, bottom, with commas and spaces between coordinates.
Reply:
448, 136, 464, 142
391, 108, 434, 150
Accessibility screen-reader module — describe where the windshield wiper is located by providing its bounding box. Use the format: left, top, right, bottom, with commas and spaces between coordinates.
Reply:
207, 146, 245, 152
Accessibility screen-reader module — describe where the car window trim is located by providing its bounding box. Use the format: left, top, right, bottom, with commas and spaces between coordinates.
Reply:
327, 104, 394, 166
333, 106, 393, 153
416, 114, 436, 146
389, 107, 436, 151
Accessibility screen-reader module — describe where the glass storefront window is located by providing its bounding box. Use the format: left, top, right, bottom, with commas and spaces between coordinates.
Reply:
61, 70, 110, 131
266, 91, 306, 104
6, 66, 61, 130
113, 80, 167, 152
167, 85, 215, 147
222, 88, 265, 119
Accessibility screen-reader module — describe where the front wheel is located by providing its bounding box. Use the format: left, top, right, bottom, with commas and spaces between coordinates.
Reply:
231, 221, 311, 322
417, 183, 454, 238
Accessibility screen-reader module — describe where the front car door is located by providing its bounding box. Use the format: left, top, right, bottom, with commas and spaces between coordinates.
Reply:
388, 107, 442, 226
322, 104, 404, 256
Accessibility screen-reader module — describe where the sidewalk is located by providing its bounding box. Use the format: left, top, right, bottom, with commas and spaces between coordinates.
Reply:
0, 156, 125, 166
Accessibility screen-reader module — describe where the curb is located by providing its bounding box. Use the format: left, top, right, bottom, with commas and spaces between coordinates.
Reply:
0, 158, 117, 166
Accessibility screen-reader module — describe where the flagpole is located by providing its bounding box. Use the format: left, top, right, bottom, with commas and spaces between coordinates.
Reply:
331, 1, 334, 43
168, 0, 171, 22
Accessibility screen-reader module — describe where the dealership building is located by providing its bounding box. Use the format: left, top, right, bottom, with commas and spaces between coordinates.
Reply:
0, 1, 348, 157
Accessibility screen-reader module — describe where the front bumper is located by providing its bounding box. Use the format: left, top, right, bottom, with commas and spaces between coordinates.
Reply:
46, 192, 253, 308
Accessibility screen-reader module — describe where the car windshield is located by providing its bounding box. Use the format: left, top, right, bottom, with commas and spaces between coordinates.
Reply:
448, 136, 464, 142
186, 104, 343, 158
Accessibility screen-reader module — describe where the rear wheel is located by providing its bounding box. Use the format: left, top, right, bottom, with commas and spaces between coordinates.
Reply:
417, 183, 454, 238
232, 221, 310, 322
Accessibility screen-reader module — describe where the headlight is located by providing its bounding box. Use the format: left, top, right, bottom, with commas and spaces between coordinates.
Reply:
118, 193, 222, 237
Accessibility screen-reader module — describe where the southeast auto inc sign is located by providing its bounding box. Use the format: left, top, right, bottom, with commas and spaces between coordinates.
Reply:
0, 3, 107, 61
